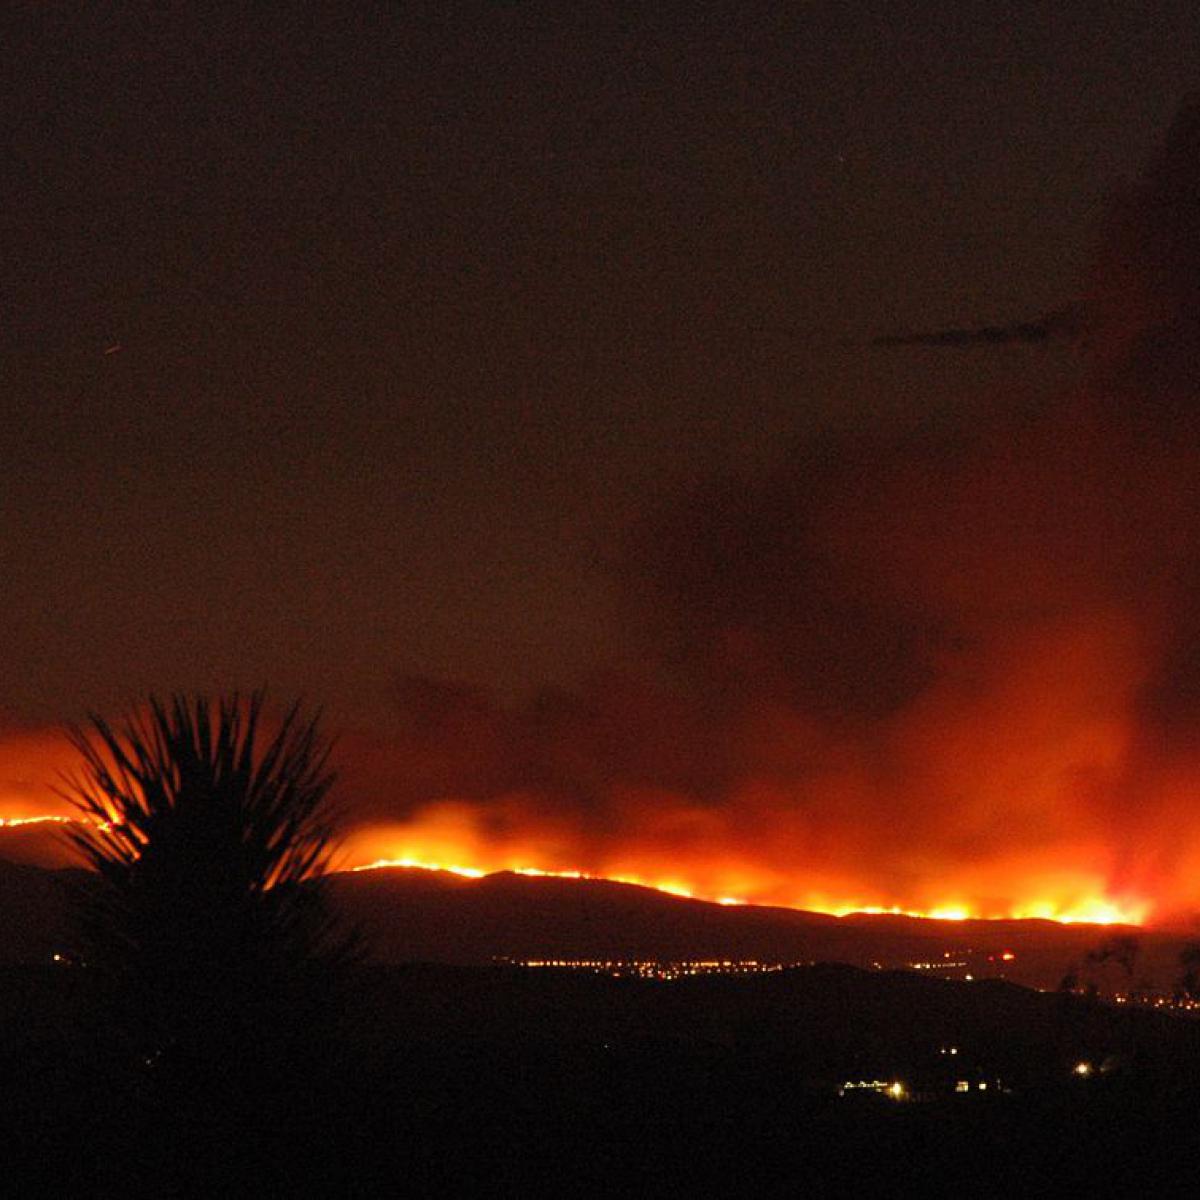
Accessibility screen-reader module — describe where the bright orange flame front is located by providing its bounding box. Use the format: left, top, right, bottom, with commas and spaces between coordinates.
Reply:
336, 805, 1151, 926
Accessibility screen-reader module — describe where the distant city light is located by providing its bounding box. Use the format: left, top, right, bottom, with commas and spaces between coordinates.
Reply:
507, 958, 801, 980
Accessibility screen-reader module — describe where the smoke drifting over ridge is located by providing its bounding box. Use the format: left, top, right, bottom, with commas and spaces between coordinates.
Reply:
5, 101, 1200, 923
339, 99, 1200, 923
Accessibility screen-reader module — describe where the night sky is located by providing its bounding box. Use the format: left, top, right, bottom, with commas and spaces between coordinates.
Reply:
4, 4, 1200, 917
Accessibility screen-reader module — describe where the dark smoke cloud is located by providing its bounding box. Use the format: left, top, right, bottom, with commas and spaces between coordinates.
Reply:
872, 306, 1082, 348
1087, 94, 1200, 401
323, 97, 1200, 919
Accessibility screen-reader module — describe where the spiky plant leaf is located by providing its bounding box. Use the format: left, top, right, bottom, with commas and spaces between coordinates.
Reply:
59, 692, 357, 1078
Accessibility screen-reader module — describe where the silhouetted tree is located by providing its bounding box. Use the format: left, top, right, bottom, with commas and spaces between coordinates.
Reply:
1085, 934, 1140, 984
1177, 943, 1200, 1002
1058, 964, 1081, 993
61, 693, 356, 1088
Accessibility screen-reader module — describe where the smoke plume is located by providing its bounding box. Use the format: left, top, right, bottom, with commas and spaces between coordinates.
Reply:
337, 99, 1200, 923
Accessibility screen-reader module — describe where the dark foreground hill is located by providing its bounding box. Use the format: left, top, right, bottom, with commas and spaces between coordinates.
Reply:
0, 857, 80, 961
4, 955, 1200, 1195
347, 958, 1200, 1080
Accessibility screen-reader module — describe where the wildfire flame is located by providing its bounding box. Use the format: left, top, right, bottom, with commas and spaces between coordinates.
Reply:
342, 859, 1144, 925
0, 816, 75, 829
349, 858, 1144, 924
0, 809, 1148, 925
336, 809, 1149, 926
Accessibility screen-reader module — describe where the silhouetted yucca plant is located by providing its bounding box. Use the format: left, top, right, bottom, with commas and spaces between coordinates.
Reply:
60, 692, 356, 1079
